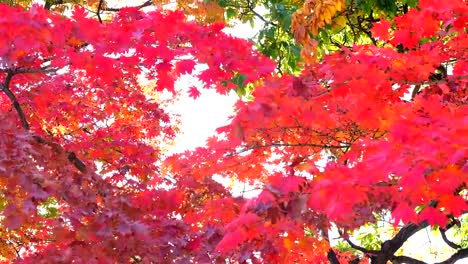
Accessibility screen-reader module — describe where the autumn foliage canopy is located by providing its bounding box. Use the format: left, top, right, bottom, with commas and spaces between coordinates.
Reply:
0, 0, 467, 263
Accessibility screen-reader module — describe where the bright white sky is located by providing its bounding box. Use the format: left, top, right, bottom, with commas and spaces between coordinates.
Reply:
168, 22, 260, 153
98, 0, 262, 153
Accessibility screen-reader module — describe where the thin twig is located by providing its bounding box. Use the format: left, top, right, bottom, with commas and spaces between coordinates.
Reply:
357, 15, 378, 46
100, 0, 153, 12
440, 228, 461, 249
233, 142, 350, 156
391, 255, 427, 264
0, 67, 57, 74
6, 239, 21, 258
97, 0, 104, 23
343, 237, 380, 255
391, 74, 468, 86
249, 7, 277, 27
245, 0, 277, 27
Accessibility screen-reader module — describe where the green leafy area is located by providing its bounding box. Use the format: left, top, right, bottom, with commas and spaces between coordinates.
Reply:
37, 197, 59, 218
217, 0, 420, 74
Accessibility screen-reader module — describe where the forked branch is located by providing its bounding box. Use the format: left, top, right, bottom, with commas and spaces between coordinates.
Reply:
0, 68, 87, 173
0, 70, 30, 130
339, 220, 468, 264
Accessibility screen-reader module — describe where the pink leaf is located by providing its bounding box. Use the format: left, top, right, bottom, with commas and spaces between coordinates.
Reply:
188, 86, 201, 99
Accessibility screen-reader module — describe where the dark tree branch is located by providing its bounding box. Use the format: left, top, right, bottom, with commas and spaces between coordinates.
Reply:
254, 142, 350, 150
67, 152, 87, 173
100, 0, 153, 12
394, 222, 429, 246
248, 6, 277, 27
369, 221, 429, 263
230, 141, 349, 158
240, 0, 278, 27
327, 248, 340, 264
411, 84, 421, 100
339, 221, 465, 264
392, 74, 468, 87
6, 239, 21, 258
339, 221, 430, 264
0, 66, 58, 131
356, 15, 378, 46
312, 73, 468, 103
343, 237, 380, 255
345, 9, 358, 44
44, 0, 64, 10
97, 0, 104, 23
436, 248, 468, 264
0, 68, 87, 173
0, 70, 30, 130
0, 67, 57, 74
336, 202, 465, 263
440, 228, 461, 250
391, 255, 427, 264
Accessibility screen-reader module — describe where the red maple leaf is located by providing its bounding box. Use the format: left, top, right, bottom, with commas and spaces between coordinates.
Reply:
371, 19, 392, 41
188, 86, 201, 99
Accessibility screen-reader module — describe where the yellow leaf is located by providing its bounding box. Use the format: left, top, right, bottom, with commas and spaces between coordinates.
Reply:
283, 238, 294, 250
323, 8, 332, 23
332, 15, 346, 29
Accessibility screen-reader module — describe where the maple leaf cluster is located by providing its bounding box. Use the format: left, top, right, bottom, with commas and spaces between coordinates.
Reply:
0, 3, 274, 262
0, 0, 467, 263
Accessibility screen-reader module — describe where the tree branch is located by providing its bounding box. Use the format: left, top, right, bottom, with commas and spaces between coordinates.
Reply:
265, 142, 349, 149
0, 66, 59, 130
340, 221, 431, 264
96, 0, 104, 23
343, 237, 380, 255
0, 70, 30, 130
5, 239, 21, 259
100, 0, 153, 12
0, 68, 87, 173
0, 67, 57, 74
411, 84, 421, 100
357, 15, 378, 46
67, 152, 87, 173
231, 141, 349, 157
440, 227, 461, 250
436, 248, 468, 264
237, 0, 278, 27
391, 255, 427, 264
44, 0, 64, 10
327, 248, 340, 264
374, 221, 429, 263
248, 6, 277, 27
391, 74, 468, 87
